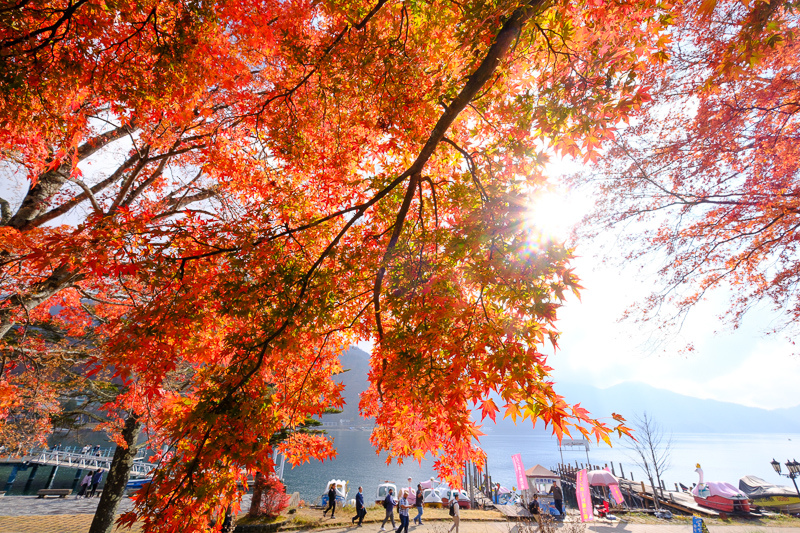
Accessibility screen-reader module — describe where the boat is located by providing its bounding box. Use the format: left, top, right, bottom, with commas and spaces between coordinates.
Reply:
739, 476, 800, 513
422, 487, 443, 508
496, 486, 519, 506
692, 464, 751, 513
321, 479, 349, 508
436, 483, 452, 505
451, 489, 471, 510
376, 481, 397, 506
125, 477, 151, 490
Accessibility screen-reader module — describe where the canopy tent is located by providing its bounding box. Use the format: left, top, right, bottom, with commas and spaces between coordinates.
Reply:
526, 465, 559, 479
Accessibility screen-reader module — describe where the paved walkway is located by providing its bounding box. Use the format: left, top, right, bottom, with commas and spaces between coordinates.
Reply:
1, 499, 799, 533
0, 496, 135, 517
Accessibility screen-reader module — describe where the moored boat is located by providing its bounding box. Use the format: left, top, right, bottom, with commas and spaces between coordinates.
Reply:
452, 489, 471, 509
422, 487, 443, 508
692, 464, 750, 513
739, 476, 800, 513
126, 477, 151, 490
322, 479, 349, 508
376, 481, 397, 506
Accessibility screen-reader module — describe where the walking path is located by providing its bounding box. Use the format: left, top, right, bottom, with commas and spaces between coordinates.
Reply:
1, 499, 799, 533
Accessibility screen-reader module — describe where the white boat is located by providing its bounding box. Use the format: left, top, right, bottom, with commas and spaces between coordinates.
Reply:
422, 487, 443, 508
321, 479, 349, 508
445, 488, 472, 509
376, 481, 397, 506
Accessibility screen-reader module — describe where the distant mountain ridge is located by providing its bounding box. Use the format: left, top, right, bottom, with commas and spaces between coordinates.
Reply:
324, 347, 800, 433
549, 381, 800, 434
482, 381, 800, 434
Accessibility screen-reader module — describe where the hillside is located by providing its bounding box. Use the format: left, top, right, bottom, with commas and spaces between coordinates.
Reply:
482, 381, 800, 434
321, 346, 800, 433
320, 346, 372, 427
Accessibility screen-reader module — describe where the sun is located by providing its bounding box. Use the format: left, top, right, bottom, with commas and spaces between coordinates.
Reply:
524, 187, 590, 244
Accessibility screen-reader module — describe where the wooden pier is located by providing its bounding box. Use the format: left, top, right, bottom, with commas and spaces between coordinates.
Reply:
618, 479, 719, 517
493, 504, 532, 519
556, 462, 721, 518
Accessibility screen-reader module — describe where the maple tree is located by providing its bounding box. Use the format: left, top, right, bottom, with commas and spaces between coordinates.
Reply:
1, 0, 674, 531
574, 0, 800, 341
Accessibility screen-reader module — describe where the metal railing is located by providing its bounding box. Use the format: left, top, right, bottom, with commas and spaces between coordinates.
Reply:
29, 448, 155, 478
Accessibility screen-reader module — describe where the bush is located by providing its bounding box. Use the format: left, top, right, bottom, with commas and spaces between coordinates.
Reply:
249, 473, 290, 519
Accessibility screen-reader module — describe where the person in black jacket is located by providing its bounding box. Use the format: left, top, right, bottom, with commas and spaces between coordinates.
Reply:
323, 483, 337, 519
352, 486, 366, 526
380, 488, 397, 530
528, 494, 542, 529
413, 484, 424, 525
89, 469, 103, 497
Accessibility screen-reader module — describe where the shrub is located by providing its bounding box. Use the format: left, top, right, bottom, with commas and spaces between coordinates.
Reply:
249, 473, 290, 519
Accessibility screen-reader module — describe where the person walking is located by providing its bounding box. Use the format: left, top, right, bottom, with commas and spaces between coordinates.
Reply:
89, 469, 103, 497
76, 472, 92, 498
395, 490, 411, 533
549, 483, 563, 516
352, 486, 366, 526
380, 488, 396, 531
447, 495, 460, 533
323, 482, 337, 519
412, 483, 424, 525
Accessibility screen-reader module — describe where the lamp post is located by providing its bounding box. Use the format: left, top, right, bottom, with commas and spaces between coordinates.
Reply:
771, 459, 800, 498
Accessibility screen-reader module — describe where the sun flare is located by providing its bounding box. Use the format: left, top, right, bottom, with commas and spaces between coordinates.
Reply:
524, 188, 590, 245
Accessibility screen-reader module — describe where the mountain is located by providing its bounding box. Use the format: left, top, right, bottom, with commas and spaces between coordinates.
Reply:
482, 381, 800, 434
322, 346, 800, 433
549, 381, 800, 434
320, 346, 372, 427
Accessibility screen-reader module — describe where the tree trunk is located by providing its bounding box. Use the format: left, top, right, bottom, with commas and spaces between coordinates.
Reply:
647, 475, 660, 511
0, 264, 83, 340
89, 414, 142, 533
249, 471, 266, 516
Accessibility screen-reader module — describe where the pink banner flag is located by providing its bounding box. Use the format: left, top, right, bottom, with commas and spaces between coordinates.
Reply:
576, 469, 594, 522
605, 467, 624, 506
511, 454, 527, 492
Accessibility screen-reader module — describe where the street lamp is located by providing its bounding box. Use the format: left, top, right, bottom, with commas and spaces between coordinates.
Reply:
771, 459, 800, 499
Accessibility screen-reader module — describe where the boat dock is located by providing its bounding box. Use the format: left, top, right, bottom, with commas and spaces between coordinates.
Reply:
618, 479, 720, 517
556, 463, 721, 517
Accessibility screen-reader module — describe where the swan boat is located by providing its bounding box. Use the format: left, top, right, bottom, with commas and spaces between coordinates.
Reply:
692, 464, 751, 513
321, 479, 349, 508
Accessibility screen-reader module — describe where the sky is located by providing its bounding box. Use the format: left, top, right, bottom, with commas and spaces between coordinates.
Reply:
523, 178, 800, 411
355, 175, 800, 411
4, 143, 799, 412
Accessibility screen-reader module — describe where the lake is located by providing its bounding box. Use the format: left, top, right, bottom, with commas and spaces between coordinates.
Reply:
279, 429, 800, 503
2, 430, 798, 503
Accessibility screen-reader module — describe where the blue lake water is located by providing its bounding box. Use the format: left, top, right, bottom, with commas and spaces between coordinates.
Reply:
279, 429, 800, 503
2, 430, 798, 503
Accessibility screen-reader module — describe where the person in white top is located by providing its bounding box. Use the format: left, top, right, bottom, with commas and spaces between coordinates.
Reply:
448, 496, 460, 533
